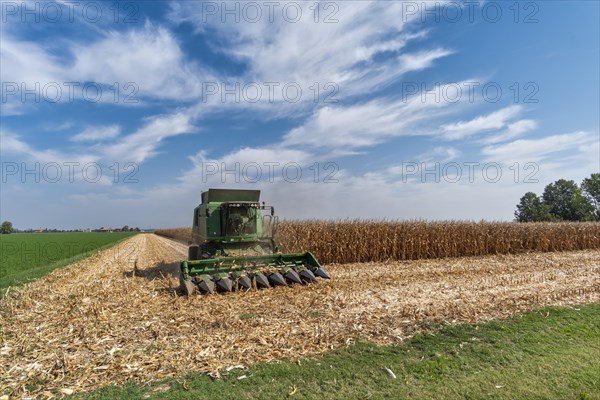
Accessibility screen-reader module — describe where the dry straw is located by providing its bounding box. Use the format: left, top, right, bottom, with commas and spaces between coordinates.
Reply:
1, 233, 598, 398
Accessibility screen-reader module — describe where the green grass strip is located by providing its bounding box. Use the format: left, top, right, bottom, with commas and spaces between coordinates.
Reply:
0, 232, 137, 294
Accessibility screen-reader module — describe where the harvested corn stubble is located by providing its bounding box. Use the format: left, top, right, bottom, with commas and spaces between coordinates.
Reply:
1, 234, 599, 398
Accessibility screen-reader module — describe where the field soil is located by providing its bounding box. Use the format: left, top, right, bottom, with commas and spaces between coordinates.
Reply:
1, 234, 599, 397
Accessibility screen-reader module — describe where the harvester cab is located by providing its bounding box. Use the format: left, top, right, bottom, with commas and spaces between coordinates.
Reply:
179, 189, 330, 295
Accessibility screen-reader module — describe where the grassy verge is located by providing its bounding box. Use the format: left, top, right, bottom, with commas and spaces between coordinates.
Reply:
0, 232, 136, 292
83, 303, 600, 400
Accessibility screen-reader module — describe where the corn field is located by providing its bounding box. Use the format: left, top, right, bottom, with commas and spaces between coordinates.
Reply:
155, 221, 600, 264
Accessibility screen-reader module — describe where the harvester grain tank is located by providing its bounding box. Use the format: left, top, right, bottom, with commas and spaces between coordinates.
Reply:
179, 189, 330, 295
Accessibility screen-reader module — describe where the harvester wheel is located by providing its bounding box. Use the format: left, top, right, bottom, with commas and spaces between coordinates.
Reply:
179, 273, 197, 296
188, 245, 199, 261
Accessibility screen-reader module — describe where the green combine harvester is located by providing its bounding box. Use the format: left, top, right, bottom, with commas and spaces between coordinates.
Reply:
179, 189, 330, 295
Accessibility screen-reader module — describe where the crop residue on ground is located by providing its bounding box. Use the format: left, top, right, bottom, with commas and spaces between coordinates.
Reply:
1, 234, 599, 398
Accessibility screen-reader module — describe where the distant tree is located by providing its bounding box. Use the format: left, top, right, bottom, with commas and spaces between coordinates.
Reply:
122, 225, 129, 232
514, 192, 554, 222
542, 179, 595, 221
581, 173, 600, 220
0, 221, 14, 234
134, 227, 141, 232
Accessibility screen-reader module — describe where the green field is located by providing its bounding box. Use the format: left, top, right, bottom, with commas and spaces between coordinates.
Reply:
0, 232, 136, 291
82, 303, 600, 400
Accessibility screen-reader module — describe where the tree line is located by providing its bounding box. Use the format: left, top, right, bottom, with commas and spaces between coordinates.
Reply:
515, 173, 600, 222
0, 222, 142, 234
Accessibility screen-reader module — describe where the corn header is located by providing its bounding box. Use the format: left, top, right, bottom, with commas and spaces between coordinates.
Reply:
179, 189, 330, 295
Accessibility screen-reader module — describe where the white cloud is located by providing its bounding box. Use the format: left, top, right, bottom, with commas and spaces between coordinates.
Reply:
281, 100, 417, 150
481, 131, 597, 164
5, 124, 596, 228
1, 23, 209, 110
176, 146, 313, 191
0, 33, 68, 115
103, 112, 194, 164
2, 112, 194, 167
281, 80, 477, 152
0, 128, 98, 169
100, 154, 541, 226
69, 23, 210, 100
397, 48, 453, 72
0, 130, 30, 154
0, 33, 64, 85
418, 146, 462, 162
441, 105, 523, 140
71, 125, 121, 142
481, 119, 538, 144
170, 1, 454, 106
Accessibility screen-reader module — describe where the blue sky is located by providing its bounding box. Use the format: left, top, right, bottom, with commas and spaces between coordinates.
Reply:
1, 0, 599, 229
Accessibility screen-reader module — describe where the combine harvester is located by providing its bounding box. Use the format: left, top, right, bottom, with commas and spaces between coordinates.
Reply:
179, 189, 330, 295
